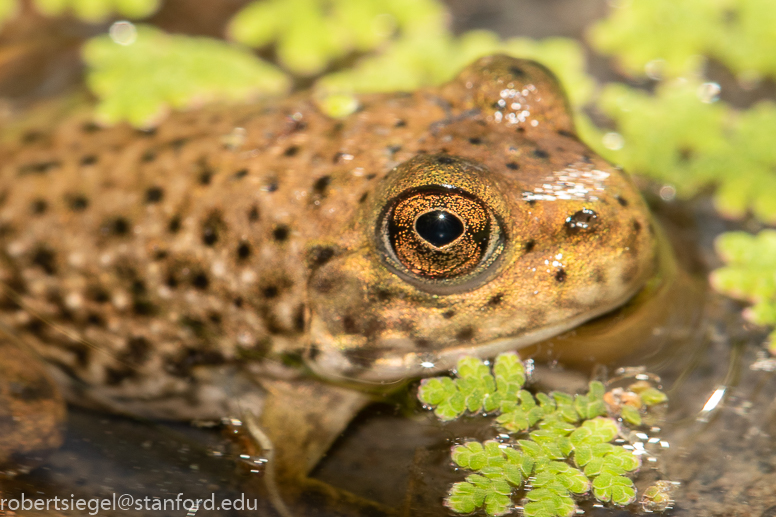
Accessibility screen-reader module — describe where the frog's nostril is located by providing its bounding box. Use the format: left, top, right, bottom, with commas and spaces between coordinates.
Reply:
415, 210, 464, 248
565, 208, 598, 232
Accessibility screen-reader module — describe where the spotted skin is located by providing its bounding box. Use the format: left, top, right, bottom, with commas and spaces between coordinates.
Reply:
0, 56, 656, 425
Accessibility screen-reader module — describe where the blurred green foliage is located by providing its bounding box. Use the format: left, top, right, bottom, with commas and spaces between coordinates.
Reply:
83, 24, 288, 127
711, 231, 776, 352
418, 354, 665, 516
38, 0, 157, 22
589, 0, 776, 80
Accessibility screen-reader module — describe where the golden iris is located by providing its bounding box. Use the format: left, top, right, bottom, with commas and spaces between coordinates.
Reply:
382, 187, 493, 279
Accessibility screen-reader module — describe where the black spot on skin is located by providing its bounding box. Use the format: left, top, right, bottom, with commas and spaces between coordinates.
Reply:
294, 304, 306, 332
526, 199, 536, 206
87, 286, 110, 303
332, 152, 345, 163
168, 216, 181, 233
581, 155, 592, 164
509, 65, 526, 77
593, 267, 606, 284
166, 347, 225, 377
469, 137, 483, 145
265, 180, 279, 192
87, 313, 104, 326
284, 145, 300, 157
165, 273, 178, 289
386, 145, 402, 157
365, 173, 377, 180
80, 155, 98, 166
199, 169, 213, 185
487, 294, 503, 306
141, 150, 157, 162
237, 242, 251, 260
358, 192, 368, 204
81, 122, 101, 133
442, 310, 456, 319
232, 169, 248, 179
456, 327, 475, 341
312, 276, 336, 294
67, 194, 89, 212
18, 160, 61, 175
145, 186, 164, 203
306, 245, 336, 268
31, 246, 57, 275
533, 149, 549, 159
375, 289, 391, 302
616, 195, 629, 207
8, 375, 55, 402
506, 162, 519, 171
312, 176, 331, 197
104, 217, 131, 236
633, 220, 642, 233
524, 240, 536, 253
248, 205, 260, 222
555, 268, 567, 282
105, 367, 137, 386
169, 138, 189, 150
233, 297, 243, 308
557, 129, 575, 138
395, 119, 407, 127
133, 298, 157, 316
30, 199, 48, 215
21, 130, 44, 143
565, 209, 598, 233
272, 225, 290, 242
192, 272, 209, 290
201, 212, 225, 246
342, 315, 357, 334
436, 155, 455, 165
208, 312, 222, 325
136, 127, 157, 137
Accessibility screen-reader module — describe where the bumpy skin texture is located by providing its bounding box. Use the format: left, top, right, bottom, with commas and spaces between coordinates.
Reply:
0, 56, 656, 419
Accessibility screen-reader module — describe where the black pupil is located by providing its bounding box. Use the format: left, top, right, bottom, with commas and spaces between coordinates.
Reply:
415, 210, 464, 247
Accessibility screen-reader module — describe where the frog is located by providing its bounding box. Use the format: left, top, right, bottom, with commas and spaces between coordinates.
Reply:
0, 55, 663, 513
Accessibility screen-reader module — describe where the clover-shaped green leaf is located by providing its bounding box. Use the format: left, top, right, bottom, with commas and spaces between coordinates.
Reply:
497, 390, 544, 432
418, 376, 465, 421
82, 25, 289, 127
620, 405, 643, 426
523, 489, 577, 517
569, 417, 619, 447
445, 481, 486, 514
638, 387, 668, 406
592, 472, 637, 506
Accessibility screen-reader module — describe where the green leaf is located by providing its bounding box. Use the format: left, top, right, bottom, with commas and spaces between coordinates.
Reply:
620, 405, 643, 426
82, 25, 289, 127
569, 417, 619, 446
445, 481, 486, 514
711, 230, 776, 340
33, 0, 158, 21
592, 472, 637, 506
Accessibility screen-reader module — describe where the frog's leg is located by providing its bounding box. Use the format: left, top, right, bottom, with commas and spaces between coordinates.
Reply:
247, 377, 395, 516
0, 329, 66, 477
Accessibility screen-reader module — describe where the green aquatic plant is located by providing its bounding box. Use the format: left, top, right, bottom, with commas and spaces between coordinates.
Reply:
228, 0, 445, 76
418, 354, 668, 517
0, 0, 160, 23
315, 30, 594, 115
589, 0, 776, 80
82, 24, 289, 127
711, 230, 776, 353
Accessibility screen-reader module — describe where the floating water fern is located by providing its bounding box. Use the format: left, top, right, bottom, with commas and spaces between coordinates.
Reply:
711, 230, 776, 353
228, 0, 445, 76
418, 353, 669, 517
589, 0, 776, 80
82, 24, 289, 127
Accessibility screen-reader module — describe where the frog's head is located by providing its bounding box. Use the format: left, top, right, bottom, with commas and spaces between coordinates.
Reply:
304, 55, 658, 384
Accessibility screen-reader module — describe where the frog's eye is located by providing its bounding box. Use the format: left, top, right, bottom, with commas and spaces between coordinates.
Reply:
378, 186, 504, 287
